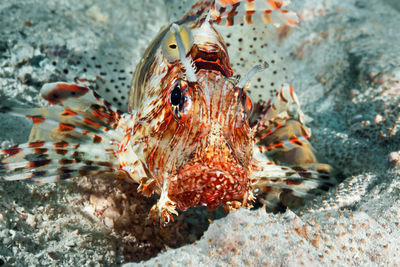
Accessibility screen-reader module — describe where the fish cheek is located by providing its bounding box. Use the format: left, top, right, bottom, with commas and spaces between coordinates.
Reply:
225, 104, 253, 167
145, 112, 178, 172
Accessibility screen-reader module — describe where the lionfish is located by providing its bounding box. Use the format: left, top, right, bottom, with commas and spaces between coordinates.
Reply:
0, 0, 336, 224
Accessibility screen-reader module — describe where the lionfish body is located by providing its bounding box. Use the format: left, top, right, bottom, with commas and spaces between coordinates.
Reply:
1, 0, 336, 223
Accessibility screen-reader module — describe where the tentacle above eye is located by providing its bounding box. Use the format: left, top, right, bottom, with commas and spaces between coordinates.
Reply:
162, 24, 194, 63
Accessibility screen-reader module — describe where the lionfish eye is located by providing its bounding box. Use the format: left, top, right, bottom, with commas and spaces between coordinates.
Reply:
162, 25, 194, 62
170, 84, 182, 106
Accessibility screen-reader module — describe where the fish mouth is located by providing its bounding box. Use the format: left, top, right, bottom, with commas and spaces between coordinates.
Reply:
168, 161, 248, 211
190, 44, 233, 77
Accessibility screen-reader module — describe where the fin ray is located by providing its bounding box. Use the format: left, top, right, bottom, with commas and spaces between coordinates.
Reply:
1, 140, 119, 183
253, 84, 315, 165
210, 0, 299, 27
1, 82, 123, 143
251, 159, 336, 211
0, 82, 125, 184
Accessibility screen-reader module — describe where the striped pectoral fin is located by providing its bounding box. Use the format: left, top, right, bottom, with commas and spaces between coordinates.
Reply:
256, 118, 317, 165
210, 0, 298, 27
1, 82, 125, 143
0, 82, 130, 184
0, 141, 120, 184
40, 82, 122, 129
250, 160, 337, 211
4, 106, 109, 143
254, 84, 316, 166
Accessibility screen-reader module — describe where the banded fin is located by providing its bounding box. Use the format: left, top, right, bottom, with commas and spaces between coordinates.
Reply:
177, 0, 298, 27
210, 0, 299, 27
15, 82, 123, 142
251, 158, 336, 212
0, 82, 126, 183
251, 84, 337, 210
0, 140, 119, 184
2, 105, 113, 144
256, 119, 316, 164
174, 0, 214, 24
253, 84, 315, 165
40, 82, 122, 122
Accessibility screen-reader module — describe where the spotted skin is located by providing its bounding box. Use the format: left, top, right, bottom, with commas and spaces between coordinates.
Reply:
1, 0, 336, 224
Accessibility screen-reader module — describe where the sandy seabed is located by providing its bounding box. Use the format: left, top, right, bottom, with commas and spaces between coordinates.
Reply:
1, 0, 400, 266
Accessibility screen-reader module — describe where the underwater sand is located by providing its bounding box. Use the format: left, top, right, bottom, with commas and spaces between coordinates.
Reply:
1, 0, 400, 266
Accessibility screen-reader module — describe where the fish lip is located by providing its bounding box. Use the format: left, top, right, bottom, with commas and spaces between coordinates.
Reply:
168, 162, 249, 211
190, 44, 233, 77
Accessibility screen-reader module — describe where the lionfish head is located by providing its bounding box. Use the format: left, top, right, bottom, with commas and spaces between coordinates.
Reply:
134, 22, 259, 211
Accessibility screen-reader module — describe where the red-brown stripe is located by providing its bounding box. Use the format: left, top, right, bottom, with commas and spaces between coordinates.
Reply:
226, 3, 240, 26
263, 10, 273, 24
31, 170, 47, 177
245, 10, 255, 24
83, 118, 102, 128
269, 0, 282, 10
285, 179, 303, 185
54, 141, 68, 147
260, 129, 273, 139
93, 90, 102, 100
55, 149, 68, 155
279, 90, 288, 103
93, 135, 102, 143
2, 147, 22, 156
61, 109, 78, 117
58, 167, 75, 174
34, 148, 48, 154
272, 141, 284, 149
91, 108, 107, 120
29, 159, 51, 168
29, 141, 46, 148
43, 83, 89, 104
58, 123, 75, 132
59, 159, 74, 165
263, 186, 272, 192
292, 166, 308, 172
26, 115, 45, 124
288, 84, 295, 100
290, 137, 303, 146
